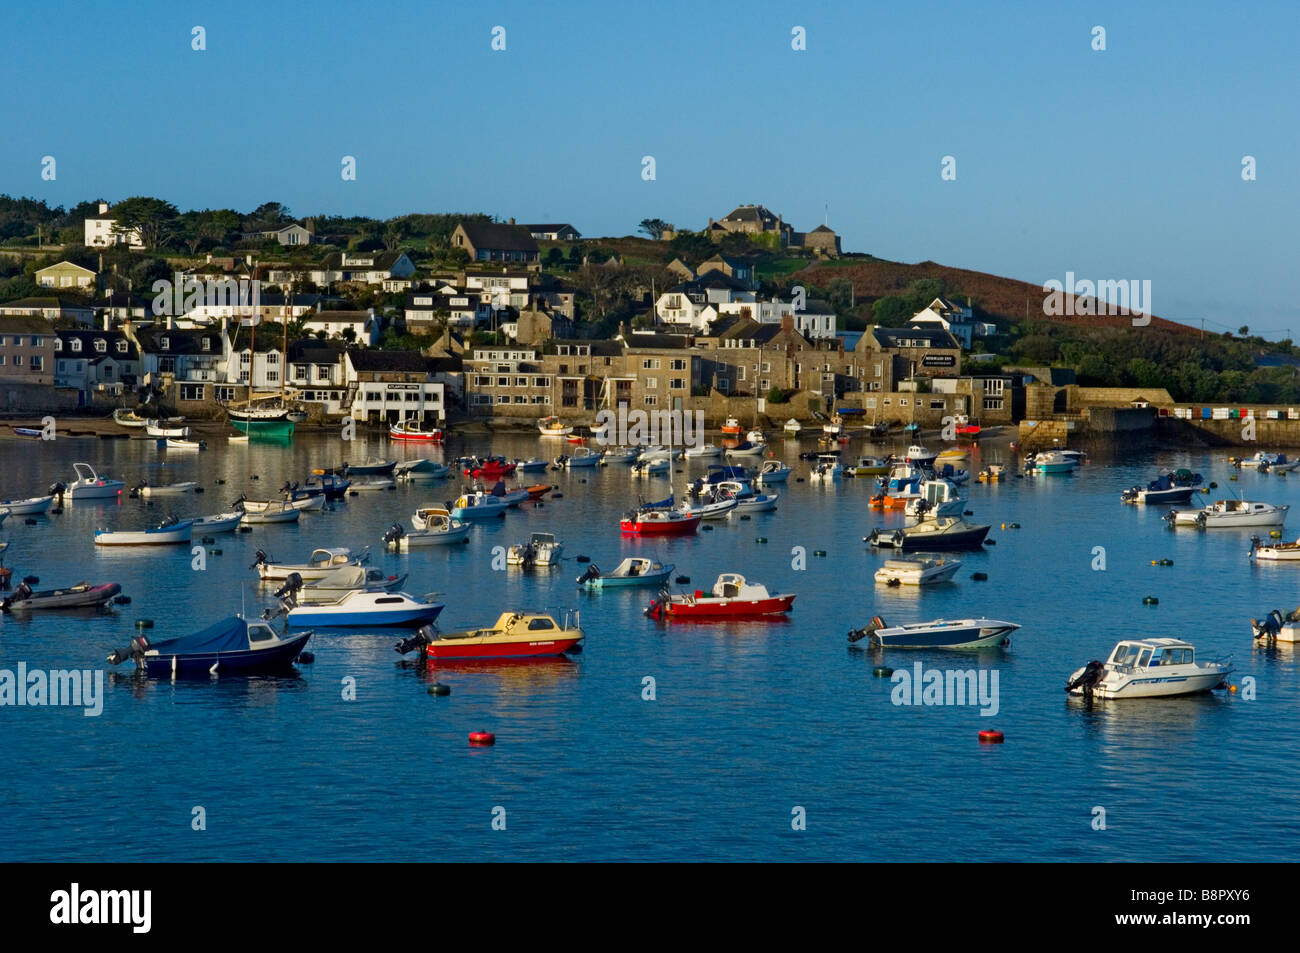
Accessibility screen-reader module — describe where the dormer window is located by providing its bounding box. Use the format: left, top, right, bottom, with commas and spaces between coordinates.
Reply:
116, 340, 128, 354
94, 339, 106, 353
54, 339, 62, 351
201, 339, 211, 351
70, 338, 81, 352
160, 336, 170, 350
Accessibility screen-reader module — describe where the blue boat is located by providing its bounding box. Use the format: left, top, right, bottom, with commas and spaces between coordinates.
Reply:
285, 589, 445, 627
107, 615, 312, 677
577, 557, 675, 589
302, 474, 350, 500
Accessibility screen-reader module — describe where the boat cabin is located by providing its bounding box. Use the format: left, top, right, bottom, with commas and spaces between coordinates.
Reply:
307, 548, 355, 568
710, 573, 771, 600
1106, 638, 1196, 671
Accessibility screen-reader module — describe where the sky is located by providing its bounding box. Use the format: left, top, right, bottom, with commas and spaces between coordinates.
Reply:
3, 0, 1297, 336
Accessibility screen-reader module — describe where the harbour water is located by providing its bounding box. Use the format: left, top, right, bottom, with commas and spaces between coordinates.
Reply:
2, 432, 1299, 861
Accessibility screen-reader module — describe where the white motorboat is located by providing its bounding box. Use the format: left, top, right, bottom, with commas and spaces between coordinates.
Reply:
146, 421, 190, 438
600, 448, 641, 464
683, 444, 723, 459
553, 448, 601, 468
349, 477, 396, 492
746, 429, 765, 443
1237, 451, 1283, 469
284, 587, 444, 627
756, 460, 791, 483
866, 515, 992, 550
631, 457, 670, 477
873, 556, 962, 586
677, 495, 738, 520
514, 457, 551, 472
1029, 450, 1078, 473
849, 615, 1019, 648
63, 463, 126, 500
298, 565, 408, 601
904, 445, 937, 466
809, 453, 843, 481
239, 501, 300, 524
639, 447, 682, 462
1168, 499, 1288, 528
783, 419, 802, 434
507, 532, 564, 567
726, 441, 767, 457
0, 495, 54, 515
165, 438, 205, 450
254, 547, 367, 581
1066, 638, 1232, 698
1249, 535, 1300, 560
193, 511, 244, 533
135, 481, 199, 497
713, 480, 777, 512
823, 415, 844, 436
94, 515, 194, 546
537, 416, 573, 437
241, 495, 323, 513
386, 510, 470, 549
905, 479, 966, 519
1251, 609, 1300, 643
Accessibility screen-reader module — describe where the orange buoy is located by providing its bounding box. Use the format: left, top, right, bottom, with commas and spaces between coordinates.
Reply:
1229, 684, 1238, 694
469, 731, 496, 746
978, 729, 1004, 744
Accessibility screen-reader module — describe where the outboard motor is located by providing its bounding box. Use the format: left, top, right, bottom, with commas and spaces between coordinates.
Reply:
107, 634, 150, 667
383, 524, 405, 546
577, 564, 600, 585
1, 581, 33, 611
847, 616, 887, 644
48, 481, 66, 504
644, 588, 672, 619
394, 624, 436, 655
273, 572, 304, 601
1065, 660, 1106, 696
1251, 610, 1285, 641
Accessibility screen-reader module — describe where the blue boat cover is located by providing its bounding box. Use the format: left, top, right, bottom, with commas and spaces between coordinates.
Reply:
704, 466, 749, 483
644, 493, 674, 509
145, 616, 249, 654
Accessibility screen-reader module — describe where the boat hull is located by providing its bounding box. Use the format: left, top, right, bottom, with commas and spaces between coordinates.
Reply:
142, 631, 311, 677
0, 496, 54, 515
2, 582, 122, 612
288, 603, 443, 627
426, 634, 582, 659
620, 515, 700, 535
874, 622, 1017, 648
232, 419, 295, 438
650, 594, 795, 619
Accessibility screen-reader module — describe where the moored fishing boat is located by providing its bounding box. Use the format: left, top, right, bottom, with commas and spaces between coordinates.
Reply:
683, 444, 723, 458
845, 456, 892, 477
463, 456, 517, 479
1121, 469, 1202, 505
394, 610, 584, 660
507, 532, 564, 567
390, 419, 444, 442
873, 556, 962, 586
94, 515, 194, 546
451, 491, 508, 521
977, 465, 1005, 483
1250, 609, 1300, 643
905, 444, 937, 466
1235, 451, 1283, 469
620, 508, 700, 536
62, 463, 125, 500
514, 457, 550, 472
721, 416, 743, 435
905, 479, 966, 519
239, 501, 300, 524
756, 460, 791, 483
2, 580, 122, 612
725, 440, 767, 457
676, 494, 738, 520
1065, 638, 1231, 698
537, 415, 573, 437
644, 573, 795, 619
809, 452, 843, 481
599, 447, 640, 464
631, 457, 670, 477
302, 473, 350, 500
384, 511, 470, 549
577, 557, 674, 589
849, 616, 1019, 648
253, 547, 366, 581
193, 511, 244, 533
866, 515, 992, 550
1029, 450, 1078, 473
1167, 499, 1288, 528
107, 614, 312, 677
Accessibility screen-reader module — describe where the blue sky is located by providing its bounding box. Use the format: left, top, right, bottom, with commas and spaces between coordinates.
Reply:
4, 0, 1297, 335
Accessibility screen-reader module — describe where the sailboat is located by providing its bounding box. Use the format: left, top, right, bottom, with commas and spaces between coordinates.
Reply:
228, 274, 295, 438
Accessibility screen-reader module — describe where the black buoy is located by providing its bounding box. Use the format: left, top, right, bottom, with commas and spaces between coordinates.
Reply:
756, 537, 768, 543
22, 575, 38, 585
428, 682, 451, 696
201, 536, 215, 545
813, 550, 826, 557
297, 651, 314, 664
24, 518, 37, 525
972, 572, 988, 581
739, 514, 751, 520
217, 479, 226, 485
251, 475, 259, 480
675, 576, 690, 585
239, 525, 252, 533
575, 555, 590, 563
553, 493, 563, 499
113, 595, 131, 605
702, 525, 713, 532
984, 539, 996, 545
964, 510, 974, 515
1143, 596, 1159, 605
193, 486, 204, 494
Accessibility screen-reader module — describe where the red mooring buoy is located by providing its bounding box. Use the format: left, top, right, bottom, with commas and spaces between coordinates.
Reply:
978, 729, 1004, 744
469, 731, 496, 746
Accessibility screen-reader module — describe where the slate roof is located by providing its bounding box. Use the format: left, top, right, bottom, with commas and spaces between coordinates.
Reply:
871, 326, 961, 350
457, 222, 539, 253
348, 349, 429, 373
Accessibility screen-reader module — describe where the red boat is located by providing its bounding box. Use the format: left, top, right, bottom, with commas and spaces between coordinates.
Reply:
390, 420, 444, 442
524, 484, 553, 500
395, 612, 584, 660
463, 456, 517, 479
620, 509, 700, 536
645, 573, 796, 619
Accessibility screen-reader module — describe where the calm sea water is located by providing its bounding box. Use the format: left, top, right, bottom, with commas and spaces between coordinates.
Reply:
2, 430, 1298, 861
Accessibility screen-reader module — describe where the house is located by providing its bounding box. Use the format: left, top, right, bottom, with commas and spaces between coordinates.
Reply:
464, 269, 532, 309
654, 272, 754, 330
284, 340, 349, 414
512, 308, 574, 345
450, 222, 540, 267
695, 255, 755, 288
345, 350, 445, 424
697, 316, 822, 396
0, 296, 95, 327
338, 250, 416, 286
792, 298, 837, 340
0, 316, 57, 386
907, 296, 992, 349
621, 333, 699, 411
129, 324, 228, 390
403, 290, 492, 333
53, 329, 141, 401
522, 224, 581, 241
83, 202, 143, 248
36, 261, 97, 290
302, 305, 381, 346
852, 325, 963, 394
98, 291, 151, 324
464, 345, 547, 415
242, 224, 314, 246
708, 205, 793, 245
666, 258, 696, 281
797, 224, 841, 258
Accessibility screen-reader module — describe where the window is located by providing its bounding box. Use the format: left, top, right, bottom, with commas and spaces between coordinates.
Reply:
497, 377, 508, 386
71, 338, 82, 352
267, 353, 279, 365
644, 395, 658, 406
29, 355, 41, 370
513, 395, 525, 403
94, 339, 106, 353
533, 377, 549, 387
240, 352, 250, 364
180, 384, 205, 400
294, 364, 308, 379
497, 395, 510, 404
641, 358, 661, 370
159, 357, 176, 373
160, 336, 169, 349
54, 339, 62, 351
983, 397, 1004, 411
514, 377, 528, 386
761, 362, 771, 372
0, 355, 5, 366
366, 390, 381, 402
31, 336, 41, 347
760, 379, 770, 390
646, 377, 657, 389
13, 354, 22, 366
670, 358, 686, 371
985, 379, 1005, 395
266, 371, 279, 382
216, 386, 237, 401
737, 366, 746, 381
474, 376, 492, 387
900, 399, 909, 407
930, 400, 945, 409
116, 340, 128, 354
717, 379, 730, 393
670, 378, 685, 390
201, 338, 211, 351
405, 392, 418, 402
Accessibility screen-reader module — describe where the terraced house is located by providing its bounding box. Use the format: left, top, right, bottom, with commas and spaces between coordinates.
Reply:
0, 316, 59, 411
53, 329, 140, 402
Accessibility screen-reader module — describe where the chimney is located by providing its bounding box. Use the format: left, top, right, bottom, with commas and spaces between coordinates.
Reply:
245, 254, 253, 267
509, 217, 516, 225
98, 201, 108, 214
316, 301, 323, 314
102, 313, 111, 331
166, 313, 174, 331
781, 313, 794, 333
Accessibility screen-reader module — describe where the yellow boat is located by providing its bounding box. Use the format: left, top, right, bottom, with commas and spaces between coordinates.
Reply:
397, 610, 584, 660
844, 456, 892, 477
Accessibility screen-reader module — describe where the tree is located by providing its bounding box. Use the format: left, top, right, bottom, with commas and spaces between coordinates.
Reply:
1239, 325, 1250, 336
111, 196, 179, 249
638, 218, 670, 240
383, 223, 403, 251
340, 327, 358, 344
872, 296, 912, 328
250, 202, 291, 225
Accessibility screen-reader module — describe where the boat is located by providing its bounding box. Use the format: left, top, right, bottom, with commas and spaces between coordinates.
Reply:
755, 460, 791, 483
239, 501, 300, 524
390, 420, 444, 442
620, 508, 700, 536
166, 437, 206, 450
302, 474, 351, 500
284, 587, 444, 628
227, 433, 249, 444
62, 463, 125, 500
145, 421, 190, 438
721, 416, 743, 436
350, 477, 397, 492
241, 495, 324, 513
645, 573, 795, 619
193, 511, 244, 533
600, 447, 640, 464
720, 482, 778, 512
783, 419, 802, 434
873, 556, 962, 586
953, 415, 982, 437
1250, 609, 1300, 643
296, 566, 408, 600
676, 494, 738, 520
577, 557, 675, 589
2, 580, 122, 612
866, 515, 992, 550
683, 444, 723, 459
394, 459, 450, 481
479, 480, 531, 507
1121, 469, 1203, 505
823, 415, 844, 436
936, 448, 968, 467
395, 610, 584, 660
726, 441, 767, 457
253, 547, 366, 581
905, 445, 937, 466
107, 614, 312, 676
507, 532, 564, 567
1168, 499, 1288, 528
537, 416, 573, 437
463, 456, 517, 479
231, 417, 295, 439
112, 408, 149, 428
845, 456, 892, 477
94, 515, 194, 546
1249, 534, 1300, 560
553, 447, 601, 468
451, 491, 509, 521
1236, 451, 1283, 469
345, 458, 397, 475
0, 495, 54, 515
286, 410, 309, 424
746, 429, 766, 443
1029, 450, 1078, 473
1065, 638, 1232, 698
639, 447, 682, 462
133, 481, 199, 497
905, 479, 966, 519
631, 457, 670, 477
514, 458, 551, 472
809, 453, 844, 481
849, 616, 1019, 648
977, 465, 1005, 483
384, 512, 470, 549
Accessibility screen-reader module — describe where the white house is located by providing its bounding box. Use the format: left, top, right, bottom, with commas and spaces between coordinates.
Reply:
345, 350, 445, 425
404, 291, 492, 332
302, 306, 382, 346
908, 296, 992, 349
464, 270, 531, 310
36, 261, 97, 289
338, 250, 416, 285
84, 202, 143, 248
53, 329, 141, 400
